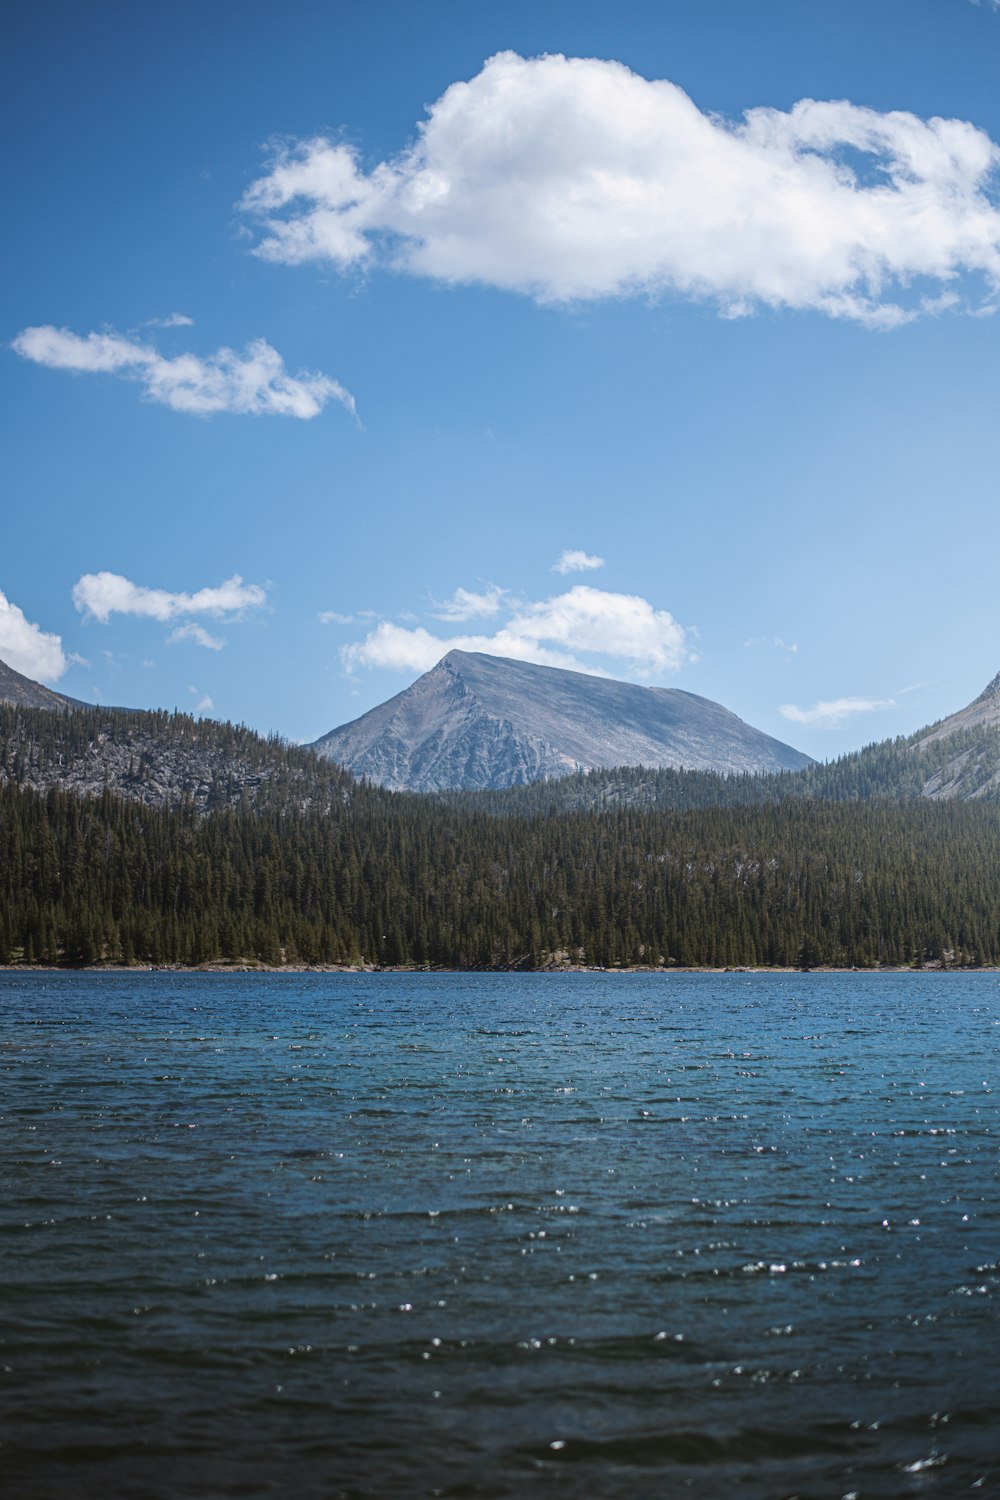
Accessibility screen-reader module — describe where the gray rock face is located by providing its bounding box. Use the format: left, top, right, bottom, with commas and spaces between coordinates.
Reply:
0, 656, 80, 710
313, 650, 814, 791
913, 671, 1000, 800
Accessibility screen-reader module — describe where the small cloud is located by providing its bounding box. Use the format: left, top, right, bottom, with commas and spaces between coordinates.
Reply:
142, 659, 156, 670
0, 587, 66, 682
13, 324, 357, 421
147, 312, 195, 329
73, 571, 266, 625
66, 651, 90, 668
319, 609, 354, 625
920, 291, 961, 316
431, 584, 506, 620
744, 635, 798, 655
552, 549, 605, 576
779, 696, 896, 728
167, 622, 226, 651
187, 685, 214, 714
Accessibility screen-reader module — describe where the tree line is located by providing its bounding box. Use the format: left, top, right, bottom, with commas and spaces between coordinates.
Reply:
4, 773, 1000, 969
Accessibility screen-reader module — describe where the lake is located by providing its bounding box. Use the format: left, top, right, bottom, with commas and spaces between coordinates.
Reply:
1, 971, 998, 1497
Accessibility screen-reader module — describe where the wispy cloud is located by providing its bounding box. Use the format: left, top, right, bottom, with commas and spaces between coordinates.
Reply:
779, 696, 896, 728
745, 635, 798, 655
167, 622, 226, 651
551, 549, 605, 576
73, 572, 266, 625
431, 584, 506, 620
188, 686, 214, 714
146, 312, 195, 329
13, 325, 357, 420
342, 583, 691, 678
0, 588, 66, 682
318, 610, 354, 625
240, 51, 1000, 324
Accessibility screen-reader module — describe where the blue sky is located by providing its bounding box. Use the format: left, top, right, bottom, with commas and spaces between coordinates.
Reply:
4, 0, 1000, 759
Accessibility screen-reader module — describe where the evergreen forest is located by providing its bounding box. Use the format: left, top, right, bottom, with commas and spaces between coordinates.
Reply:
4, 712, 1000, 968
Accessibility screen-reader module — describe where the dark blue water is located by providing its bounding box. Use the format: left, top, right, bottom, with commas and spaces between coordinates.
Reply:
1, 972, 998, 1498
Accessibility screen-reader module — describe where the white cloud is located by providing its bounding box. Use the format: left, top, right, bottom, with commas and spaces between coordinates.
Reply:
552, 549, 605, 575
431, 584, 506, 620
318, 610, 354, 625
148, 312, 195, 328
188, 686, 214, 714
341, 583, 690, 678
0, 588, 67, 682
779, 696, 896, 728
12, 325, 357, 420
745, 635, 798, 654
73, 572, 266, 625
167, 622, 226, 651
240, 51, 1000, 324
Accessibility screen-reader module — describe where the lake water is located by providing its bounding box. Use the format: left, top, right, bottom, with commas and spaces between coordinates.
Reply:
1, 971, 998, 1498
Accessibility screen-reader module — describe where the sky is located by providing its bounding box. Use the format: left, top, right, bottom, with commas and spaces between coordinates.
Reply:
4, 0, 1000, 761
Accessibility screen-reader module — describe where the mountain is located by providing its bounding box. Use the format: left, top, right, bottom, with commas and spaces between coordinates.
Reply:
438, 671, 1000, 814
0, 655, 82, 710
312, 650, 814, 791
0, 700, 350, 813
910, 671, 1000, 799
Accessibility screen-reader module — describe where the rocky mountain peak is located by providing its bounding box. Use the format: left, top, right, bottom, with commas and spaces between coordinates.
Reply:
312, 650, 813, 792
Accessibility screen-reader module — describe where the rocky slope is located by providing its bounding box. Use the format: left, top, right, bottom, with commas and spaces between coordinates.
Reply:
911, 671, 1000, 799
0, 702, 350, 813
312, 650, 814, 791
0, 656, 83, 710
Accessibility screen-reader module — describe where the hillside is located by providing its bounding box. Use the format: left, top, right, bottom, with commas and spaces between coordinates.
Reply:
0, 702, 351, 813
4, 666, 1000, 970
0, 657, 83, 711
3, 771, 1000, 969
313, 649, 813, 790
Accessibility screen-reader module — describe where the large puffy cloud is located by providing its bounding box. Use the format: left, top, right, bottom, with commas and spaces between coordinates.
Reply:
0, 589, 67, 682
73, 572, 266, 624
240, 51, 1000, 324
12, 325, 357, 420
341, 583, 690, 678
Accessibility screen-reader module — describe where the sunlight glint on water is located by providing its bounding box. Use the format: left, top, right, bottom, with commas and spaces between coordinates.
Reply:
0, 971, 998, 1498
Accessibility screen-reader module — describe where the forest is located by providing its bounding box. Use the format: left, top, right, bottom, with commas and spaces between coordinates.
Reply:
4, 757, 1000, 969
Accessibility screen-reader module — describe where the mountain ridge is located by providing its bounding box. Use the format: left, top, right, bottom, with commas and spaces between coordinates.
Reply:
312, 649, 814, 790
5, 649, 1000, 811
0, 657, 85, 711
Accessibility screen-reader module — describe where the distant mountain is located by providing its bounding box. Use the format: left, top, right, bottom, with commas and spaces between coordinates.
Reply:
312, 650, 814, 791
910, 671, 1000, 799
0, 655, 81, 710
437, 671, 1000, 814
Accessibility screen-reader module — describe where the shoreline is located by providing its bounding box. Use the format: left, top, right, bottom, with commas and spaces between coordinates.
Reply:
1, 961, 993, 976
